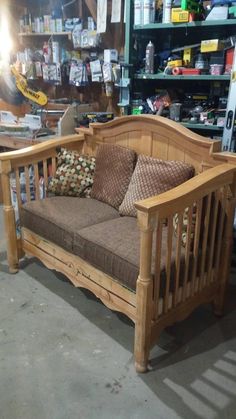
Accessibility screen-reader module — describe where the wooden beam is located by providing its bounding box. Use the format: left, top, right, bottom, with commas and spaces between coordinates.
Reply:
85, 0, 97, 22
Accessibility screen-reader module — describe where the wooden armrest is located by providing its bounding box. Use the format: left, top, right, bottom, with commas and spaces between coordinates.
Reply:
0, 133, 84, 162
135, 163, 236, 218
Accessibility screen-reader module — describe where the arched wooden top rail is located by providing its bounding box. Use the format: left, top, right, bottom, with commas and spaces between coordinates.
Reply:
82, 115, 236, 173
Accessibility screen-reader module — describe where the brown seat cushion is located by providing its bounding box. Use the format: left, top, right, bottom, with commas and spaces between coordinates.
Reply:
90, 143, 136, 209
74, 217, 184, 292
119, 154, 195, 217
21, 197, 119, 252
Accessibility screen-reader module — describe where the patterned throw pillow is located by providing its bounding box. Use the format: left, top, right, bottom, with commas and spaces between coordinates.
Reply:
90, 143, 136, 209
119, 154, 195, 217
47, 148, 96, 197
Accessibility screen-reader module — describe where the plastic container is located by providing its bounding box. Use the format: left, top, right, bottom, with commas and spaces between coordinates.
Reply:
169, 103, 182, 122
209, 64, 223, 75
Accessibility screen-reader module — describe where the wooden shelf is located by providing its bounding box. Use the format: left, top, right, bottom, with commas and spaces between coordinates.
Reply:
19, 32, 72, 40
181, 122, 224, 131
134, 19, 236, 30
134, 73, 231, 81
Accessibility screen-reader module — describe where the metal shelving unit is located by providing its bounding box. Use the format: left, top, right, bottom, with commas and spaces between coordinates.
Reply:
133, 19, 236, 31
124, 1, 236, 136
19, 32, 72, 40
134, 74, 231, 81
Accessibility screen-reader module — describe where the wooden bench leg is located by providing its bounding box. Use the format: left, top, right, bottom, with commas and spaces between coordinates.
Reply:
134, 277, 152, 373
134, 212, 154, 373
4, 205, 19, 273
1, 167, 19, 274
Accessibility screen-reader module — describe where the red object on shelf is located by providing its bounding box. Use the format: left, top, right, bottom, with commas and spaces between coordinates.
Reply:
181, 68, 201, 75
225, 47, 234, 74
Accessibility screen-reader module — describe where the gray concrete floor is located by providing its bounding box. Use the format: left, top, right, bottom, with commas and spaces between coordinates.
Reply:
1, 205, 236, 419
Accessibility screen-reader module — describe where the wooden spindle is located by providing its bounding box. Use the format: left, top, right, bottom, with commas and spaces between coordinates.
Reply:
51, 157, 57, 176
15, 168, 22, 211
199, 193, 212, 291
153, 220, 163, 319
173, 212, 183, 307
213, 188, 227, 280
134, 211, 154, 373
206, 192, 219, 284
1, 160, 18, 273
190, 199, 203, 296
183, 206, 193, 301
164, 216, 173, 313
34, 163, 40, 200
24, 166, 31, 202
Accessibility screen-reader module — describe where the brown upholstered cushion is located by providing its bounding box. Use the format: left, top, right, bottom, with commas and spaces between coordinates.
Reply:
74, 217, 185, 292
90, 143, 136, 209
21, 197, 119, 251
47, 148, 96, 198
119, 155, 195, 217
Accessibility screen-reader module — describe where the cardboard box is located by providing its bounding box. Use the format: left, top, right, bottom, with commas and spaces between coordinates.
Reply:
183, 48, 193, 65
200, 39, 224, 53
171, 8, 189, 22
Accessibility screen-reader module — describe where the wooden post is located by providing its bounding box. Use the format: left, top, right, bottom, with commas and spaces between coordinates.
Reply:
0, 160, 19, 273
134, 211, 154, 373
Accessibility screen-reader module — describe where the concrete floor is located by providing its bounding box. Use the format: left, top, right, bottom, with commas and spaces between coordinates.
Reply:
1, 205, 236, 419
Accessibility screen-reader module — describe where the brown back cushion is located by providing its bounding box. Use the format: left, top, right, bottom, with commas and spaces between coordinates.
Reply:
90, 143, 136, 209
119, 154, 195, 217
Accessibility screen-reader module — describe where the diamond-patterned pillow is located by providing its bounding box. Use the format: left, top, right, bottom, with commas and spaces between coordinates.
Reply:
47, 148, 96, 197
119, 154, 195, 217
90, 143, 136, 209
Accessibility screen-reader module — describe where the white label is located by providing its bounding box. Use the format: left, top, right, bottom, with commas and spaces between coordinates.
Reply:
111, 0, 121, 23
134, 0, 142, 25
97, 0, 107, 33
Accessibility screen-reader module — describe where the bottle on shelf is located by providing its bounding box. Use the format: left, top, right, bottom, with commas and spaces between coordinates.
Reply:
145, 40, 155, 73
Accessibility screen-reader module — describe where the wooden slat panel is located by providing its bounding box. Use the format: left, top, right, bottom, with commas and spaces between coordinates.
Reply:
115, 133, 129, 147
34, 163, 40, 201
152, 134, 168, 160
167, 143, 185, 161
128, 130, 151, 156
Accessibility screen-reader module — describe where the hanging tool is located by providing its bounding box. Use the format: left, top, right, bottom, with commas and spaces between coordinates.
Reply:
222, 45, 236, 152
117, 63, 133, 111
10, 66, 48, 107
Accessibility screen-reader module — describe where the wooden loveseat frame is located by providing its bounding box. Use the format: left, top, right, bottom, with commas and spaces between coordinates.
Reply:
1, 115, 236, 372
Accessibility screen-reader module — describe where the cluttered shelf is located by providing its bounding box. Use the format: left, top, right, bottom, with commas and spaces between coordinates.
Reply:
19, 32, 72, 40
134, 74, 231, 80
133, 18, 236, 30
0, 134, 56, 150
181, 122, 225, 131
